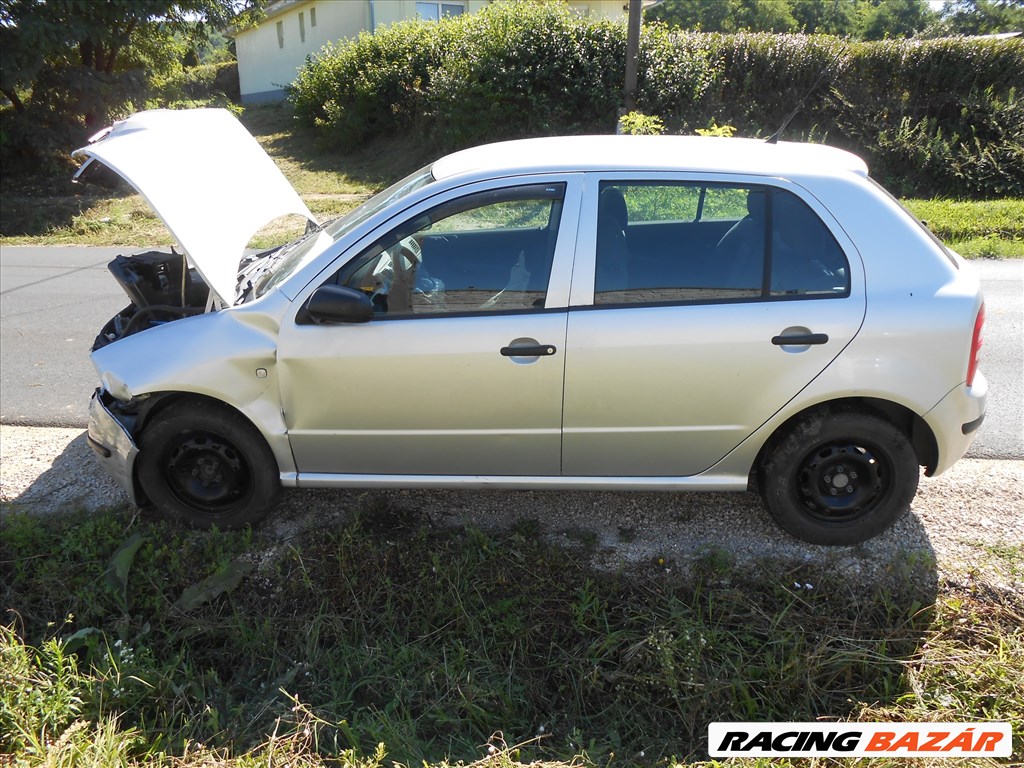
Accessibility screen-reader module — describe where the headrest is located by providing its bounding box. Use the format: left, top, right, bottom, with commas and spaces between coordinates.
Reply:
746, 189, 767, 218
599, 186, 629, 229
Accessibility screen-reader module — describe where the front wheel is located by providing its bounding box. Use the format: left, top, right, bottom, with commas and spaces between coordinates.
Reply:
760, 409, 919, 546
137, 400, 279, 529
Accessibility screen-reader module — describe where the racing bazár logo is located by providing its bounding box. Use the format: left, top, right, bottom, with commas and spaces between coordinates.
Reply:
708, 722, 1012, 758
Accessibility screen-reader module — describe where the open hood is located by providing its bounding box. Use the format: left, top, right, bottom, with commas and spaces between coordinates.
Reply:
73, 108, 316, 304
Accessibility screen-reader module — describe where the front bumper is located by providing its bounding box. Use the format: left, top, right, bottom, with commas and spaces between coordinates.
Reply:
87, 388, 140, 505
924, 371, 988, 477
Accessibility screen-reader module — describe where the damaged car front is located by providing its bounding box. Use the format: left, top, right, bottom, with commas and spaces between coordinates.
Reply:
76, 108, 324, 521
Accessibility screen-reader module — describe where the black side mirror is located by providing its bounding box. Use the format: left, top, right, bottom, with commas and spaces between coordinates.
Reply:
302, 285, 374, 324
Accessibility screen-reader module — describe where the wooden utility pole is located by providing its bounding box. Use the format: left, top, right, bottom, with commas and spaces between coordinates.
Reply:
623, 0, 643, 113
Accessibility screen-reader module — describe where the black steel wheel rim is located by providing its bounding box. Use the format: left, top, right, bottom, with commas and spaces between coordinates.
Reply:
163, 431, 250, 515
794, 440, 889, 524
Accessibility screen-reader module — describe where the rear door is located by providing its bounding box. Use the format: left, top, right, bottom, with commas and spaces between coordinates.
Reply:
562, 174, 865, 476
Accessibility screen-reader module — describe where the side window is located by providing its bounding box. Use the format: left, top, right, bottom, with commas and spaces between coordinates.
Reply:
769, 190, 849, 296
594, 182, 849, 306
337, 183, 565, 317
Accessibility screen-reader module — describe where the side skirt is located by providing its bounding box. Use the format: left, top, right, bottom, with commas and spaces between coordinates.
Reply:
283, 473, 749, 492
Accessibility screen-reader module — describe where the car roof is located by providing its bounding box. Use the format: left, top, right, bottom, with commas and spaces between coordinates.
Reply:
431, 135, 869, 182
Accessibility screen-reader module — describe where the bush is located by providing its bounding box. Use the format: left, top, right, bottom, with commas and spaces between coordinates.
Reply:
290, 20, 456, 147
426, 3, 627, 147
150, 60, 241, 107
831, 38, 1024, 196
290, 4, 1024, 197
618, 111, 665, 135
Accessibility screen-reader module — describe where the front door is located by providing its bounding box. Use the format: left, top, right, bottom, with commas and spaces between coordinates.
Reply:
277, 178, 577, 477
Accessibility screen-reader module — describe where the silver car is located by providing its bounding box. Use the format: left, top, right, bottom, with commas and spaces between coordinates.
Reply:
77, 109, 987, 546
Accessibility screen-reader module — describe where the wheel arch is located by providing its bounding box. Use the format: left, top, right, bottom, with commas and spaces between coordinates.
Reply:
117, 391, 277, 505
750, 396, 939, 490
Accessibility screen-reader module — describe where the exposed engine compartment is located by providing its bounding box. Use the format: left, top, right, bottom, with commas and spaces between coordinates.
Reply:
93, 250, 211, 351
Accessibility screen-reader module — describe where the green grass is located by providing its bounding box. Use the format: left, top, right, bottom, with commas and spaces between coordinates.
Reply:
1, 106, 1021, 257
0, 105, 427, 248
902, 198, 1024, 258
2, 502, 1021, 768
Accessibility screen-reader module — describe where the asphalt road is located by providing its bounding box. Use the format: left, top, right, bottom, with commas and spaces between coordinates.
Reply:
1, 246, 1021, 459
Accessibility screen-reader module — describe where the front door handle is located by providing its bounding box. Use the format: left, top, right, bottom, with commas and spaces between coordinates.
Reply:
500, 344, 557, 357
771, 333, 829, 346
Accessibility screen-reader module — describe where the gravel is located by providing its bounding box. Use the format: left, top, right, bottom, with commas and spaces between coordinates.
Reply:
3, 424, 1022, 592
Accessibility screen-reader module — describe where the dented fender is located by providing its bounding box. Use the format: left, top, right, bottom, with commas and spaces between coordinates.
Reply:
90, 295, 296, 476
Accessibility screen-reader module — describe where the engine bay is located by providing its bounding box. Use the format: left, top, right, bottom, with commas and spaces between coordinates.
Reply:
93, 250, 210, 350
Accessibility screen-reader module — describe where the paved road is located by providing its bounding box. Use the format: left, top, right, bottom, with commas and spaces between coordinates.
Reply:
1, 246, 128, 427
1, 246, 1021, 459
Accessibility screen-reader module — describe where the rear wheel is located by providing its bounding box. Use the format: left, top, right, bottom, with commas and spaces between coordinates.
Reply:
137, 400, 279, 529
760, 409, 919, 546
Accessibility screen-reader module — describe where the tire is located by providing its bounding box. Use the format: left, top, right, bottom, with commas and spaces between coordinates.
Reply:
759, 409, 919, 546
137, 400, 279, 529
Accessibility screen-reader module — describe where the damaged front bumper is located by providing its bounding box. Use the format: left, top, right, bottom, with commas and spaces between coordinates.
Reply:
87, 388, 140, 505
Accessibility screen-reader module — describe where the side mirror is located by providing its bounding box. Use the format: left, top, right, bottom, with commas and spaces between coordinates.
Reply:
303, 285, 374, 324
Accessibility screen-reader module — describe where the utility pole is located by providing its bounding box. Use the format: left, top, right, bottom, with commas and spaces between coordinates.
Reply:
623, 0, 643, 114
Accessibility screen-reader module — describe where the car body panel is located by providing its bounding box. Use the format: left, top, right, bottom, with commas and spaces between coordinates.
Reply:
72, 109, 316, 304
431, 135, 870, 181
280, 312, 569, 475
89, 292, 298, 477
562, 298, 866, 476
87, 390, 141, 504
292, 471, 749, 491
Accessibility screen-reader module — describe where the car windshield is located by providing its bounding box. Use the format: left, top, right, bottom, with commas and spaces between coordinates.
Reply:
252, 165, 436, 298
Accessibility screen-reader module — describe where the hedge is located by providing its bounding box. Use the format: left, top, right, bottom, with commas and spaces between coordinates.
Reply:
289, 1, 1023, 198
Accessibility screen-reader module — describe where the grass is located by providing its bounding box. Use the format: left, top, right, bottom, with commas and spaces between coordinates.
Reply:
1, 106, 1021, 257
0, 105, 429, 249
2, 501, 1021, 768
901, 199, 1024, 258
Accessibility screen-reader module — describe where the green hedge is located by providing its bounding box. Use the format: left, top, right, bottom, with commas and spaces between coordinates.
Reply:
290, 2, 1024, 198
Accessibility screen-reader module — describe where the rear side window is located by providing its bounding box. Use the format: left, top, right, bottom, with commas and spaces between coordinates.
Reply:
594, 182, 850, 306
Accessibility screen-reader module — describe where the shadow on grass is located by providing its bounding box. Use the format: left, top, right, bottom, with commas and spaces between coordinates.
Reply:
2, 434, 942, 765
0, 181, 138, 239
239, 104, 434, 190
0, 104, 426, 241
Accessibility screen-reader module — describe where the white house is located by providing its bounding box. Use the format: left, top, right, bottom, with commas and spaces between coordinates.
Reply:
233, 0, 633, 103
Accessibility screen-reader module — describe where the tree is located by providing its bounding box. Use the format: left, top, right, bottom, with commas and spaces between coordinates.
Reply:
647, 0, 797, 32
939, 0, 1024, 34
0, 0, 259, 171
789, 0, 860, 35
860, 0, 937, 39
647, 0, 737, 31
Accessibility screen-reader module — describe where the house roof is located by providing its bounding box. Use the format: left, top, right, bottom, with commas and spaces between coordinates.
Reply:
259, 0, 309, 24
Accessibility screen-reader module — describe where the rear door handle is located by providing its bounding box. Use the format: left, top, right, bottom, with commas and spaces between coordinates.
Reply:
500, 344, 557, 357
771, 333, 829, 346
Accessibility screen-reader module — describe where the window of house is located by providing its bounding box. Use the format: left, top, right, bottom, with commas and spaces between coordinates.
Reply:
594, 182, 849, 306
310, 6, 316, 27
336, 183, 566, 317
416, 1, 466, 21
299, 11, 305, 42
276, 20, 284, 48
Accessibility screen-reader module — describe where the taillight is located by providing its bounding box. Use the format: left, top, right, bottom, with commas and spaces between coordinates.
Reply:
967, 303, 984, 387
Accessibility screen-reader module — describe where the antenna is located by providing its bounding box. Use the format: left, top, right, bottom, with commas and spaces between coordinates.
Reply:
765, 44, 847, 144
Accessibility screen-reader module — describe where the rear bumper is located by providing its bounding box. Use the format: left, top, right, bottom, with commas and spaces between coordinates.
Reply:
924, 371, 988, 476
87, 388, 140, 505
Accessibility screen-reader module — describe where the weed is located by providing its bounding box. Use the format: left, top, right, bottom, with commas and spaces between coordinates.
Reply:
2, 503, 1021, 766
